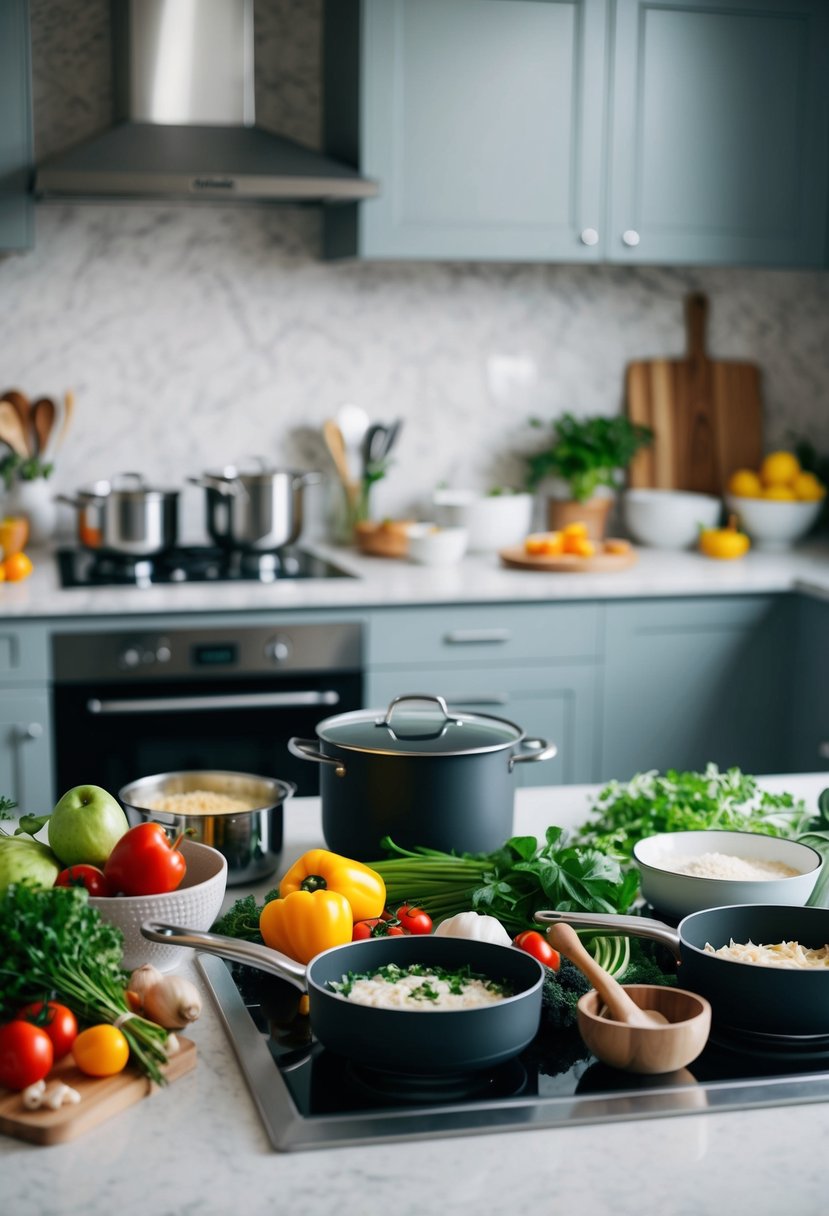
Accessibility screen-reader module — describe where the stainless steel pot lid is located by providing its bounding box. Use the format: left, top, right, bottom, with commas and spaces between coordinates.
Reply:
315, 694, 524, 756
76, 473, 179, 500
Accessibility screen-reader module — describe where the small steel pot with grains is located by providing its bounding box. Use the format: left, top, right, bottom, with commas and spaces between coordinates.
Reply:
288, 694, 558, 860
57, 472, 179, 556
189, 459, 322, 551
118, 770, 295, 886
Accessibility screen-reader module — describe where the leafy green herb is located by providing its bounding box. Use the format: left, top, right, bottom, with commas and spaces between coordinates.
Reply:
0, 883, 169, 1083
211, 889, 280, 943
524, 412, 653, 500
0, 453, 54, 490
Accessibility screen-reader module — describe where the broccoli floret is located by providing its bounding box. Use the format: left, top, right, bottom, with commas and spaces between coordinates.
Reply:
619, 939, 677, 987
539, 957, 591, 1031
211, 889, 280, 943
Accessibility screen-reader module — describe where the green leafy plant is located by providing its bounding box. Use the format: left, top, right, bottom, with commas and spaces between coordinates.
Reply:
524, 412, 653, 501
0, 452, 54, 490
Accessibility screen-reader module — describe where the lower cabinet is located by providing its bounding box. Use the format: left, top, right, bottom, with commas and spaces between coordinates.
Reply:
0, 689, 53, 813
789, 596, 829, 774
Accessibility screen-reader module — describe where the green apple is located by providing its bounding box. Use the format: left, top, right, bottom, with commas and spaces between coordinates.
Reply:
0, 836, 62, 892
48, 784, 129, 867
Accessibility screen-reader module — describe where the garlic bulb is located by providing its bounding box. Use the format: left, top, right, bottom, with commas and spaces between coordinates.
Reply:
127, 964, 165, 1011
141, 975, 202, 1030
433, 911, 512, 947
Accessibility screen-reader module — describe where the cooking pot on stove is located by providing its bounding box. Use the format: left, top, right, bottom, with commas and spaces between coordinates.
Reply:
190, 460, 322, 551
288, 693, 558, 860
58, 472, 179, 556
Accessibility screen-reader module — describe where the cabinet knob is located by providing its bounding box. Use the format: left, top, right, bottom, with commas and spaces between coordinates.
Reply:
19, 722, 43, 741
580, 228, 599, 246
622, 229, 640, 247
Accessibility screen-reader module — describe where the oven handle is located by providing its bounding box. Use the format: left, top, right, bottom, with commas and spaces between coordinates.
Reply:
85, 690, 342, 715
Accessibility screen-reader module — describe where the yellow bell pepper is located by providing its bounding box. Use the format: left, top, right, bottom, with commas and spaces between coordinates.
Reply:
279, 848, 386, 921
260, 888, 353, 964
699, 515, 751, 560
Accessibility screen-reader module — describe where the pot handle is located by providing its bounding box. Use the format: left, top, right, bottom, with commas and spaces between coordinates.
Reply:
140, 921, 308, 991
292, 471, 323, 489
187, 475, 247, 498
56, 493, 87, 508
509, 737, 558, 770
532, 909, 681, 957
288, 737, 347, 777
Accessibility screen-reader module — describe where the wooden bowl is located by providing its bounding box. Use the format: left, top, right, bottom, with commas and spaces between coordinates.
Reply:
354, 519, 415, 558
577, 984, 711, 1074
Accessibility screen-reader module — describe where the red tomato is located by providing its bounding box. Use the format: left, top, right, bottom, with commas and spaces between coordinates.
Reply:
514, 930, 561, 971
352, 918, 405, 940
18, 1001, 78, 1060
0, 1020, 54, 1090
103, 823, 187, 896
55, 864, 112, 898
396, 904, 433, 935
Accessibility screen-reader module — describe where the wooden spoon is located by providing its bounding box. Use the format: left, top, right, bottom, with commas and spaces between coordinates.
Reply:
1, 389, 31, 452
0, 399, 30, 458
322, 418, 360, 509
55, 389, 75, 451
547, 922, 668, 1028
32, 397, 57, 457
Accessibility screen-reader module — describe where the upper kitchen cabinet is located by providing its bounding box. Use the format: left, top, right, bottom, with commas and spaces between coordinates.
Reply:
323, 0, 608, 262
323, 0, 829, 266
0, 0, 34, 252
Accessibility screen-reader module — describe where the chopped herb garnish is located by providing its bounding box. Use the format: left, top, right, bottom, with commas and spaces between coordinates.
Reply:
329, 961, 512, 1003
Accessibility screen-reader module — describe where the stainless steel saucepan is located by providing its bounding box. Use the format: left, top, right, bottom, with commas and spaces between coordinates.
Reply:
58, 472, 179, 556
190, 460, 322, 551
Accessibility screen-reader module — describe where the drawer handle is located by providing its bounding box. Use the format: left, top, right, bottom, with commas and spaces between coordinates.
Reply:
444, 629, 512, 645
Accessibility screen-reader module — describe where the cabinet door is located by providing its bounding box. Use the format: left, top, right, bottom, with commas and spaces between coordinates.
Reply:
330, 0, 607, 261
609, 0, 829, 267
0, 0, 33, 252
0, 691, 54, 813
789, 596, 829, 774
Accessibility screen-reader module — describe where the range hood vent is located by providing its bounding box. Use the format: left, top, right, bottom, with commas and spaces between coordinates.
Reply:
35, 0, 377, 204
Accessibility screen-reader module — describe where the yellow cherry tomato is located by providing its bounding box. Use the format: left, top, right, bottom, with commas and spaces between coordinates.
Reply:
525, 531, 564, 556
72, 1024, 130, 1077
699, 516, 750, 561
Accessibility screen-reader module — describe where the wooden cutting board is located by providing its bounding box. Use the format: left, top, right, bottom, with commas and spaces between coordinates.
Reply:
499, 542, 637, 573
626, 293, 764, 495
0, 1035, 196, 1146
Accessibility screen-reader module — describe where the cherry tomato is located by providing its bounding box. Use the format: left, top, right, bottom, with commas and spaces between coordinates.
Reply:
352, 917, 405, 940
55, 864, 112, 898
396, 904, 433, 935
72, 1024, 130, 1077
514, 930, 561, 971
0, 1020, 54, 1090
18, 1001, 78, 1060
103, 823, 187, 896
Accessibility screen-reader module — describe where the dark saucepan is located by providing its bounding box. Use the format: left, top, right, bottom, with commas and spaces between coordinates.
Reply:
141, 923, 544, 1073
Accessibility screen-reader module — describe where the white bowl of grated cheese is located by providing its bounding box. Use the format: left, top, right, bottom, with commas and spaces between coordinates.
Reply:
633, 829, 822, 920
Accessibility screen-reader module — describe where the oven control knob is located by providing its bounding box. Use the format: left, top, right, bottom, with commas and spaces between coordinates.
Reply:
266, 636, 292, 664
155, 644, 172, 663
119, 646, 142, 669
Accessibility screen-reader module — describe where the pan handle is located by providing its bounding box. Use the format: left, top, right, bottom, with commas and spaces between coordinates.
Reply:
140, 921, 308, 991
288, 737, 346, 776
533, 909, 681, 958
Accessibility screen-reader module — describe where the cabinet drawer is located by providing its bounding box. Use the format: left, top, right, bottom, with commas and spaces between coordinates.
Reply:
0, 622, 50, 681
368, 604, 601, 666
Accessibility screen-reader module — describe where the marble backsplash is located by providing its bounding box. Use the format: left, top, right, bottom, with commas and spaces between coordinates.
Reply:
1, 0, 828, 543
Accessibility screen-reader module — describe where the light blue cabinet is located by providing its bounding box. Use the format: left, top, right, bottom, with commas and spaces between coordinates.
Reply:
789, 596, 829, 774
0, 0, 33, 253
0, 621, 53, 814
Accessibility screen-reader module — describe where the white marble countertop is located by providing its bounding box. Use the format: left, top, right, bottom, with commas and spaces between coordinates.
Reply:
4, 775, 829, 1216
1, 539, 829, 620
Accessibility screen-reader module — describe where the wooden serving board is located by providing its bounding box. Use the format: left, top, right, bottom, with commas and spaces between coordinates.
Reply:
0, 1035, 196, 1146
626, 293, 764, 496
499, 542, 637, 573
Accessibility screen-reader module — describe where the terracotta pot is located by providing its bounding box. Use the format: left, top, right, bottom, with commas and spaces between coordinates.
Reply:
546, 495, 614, 540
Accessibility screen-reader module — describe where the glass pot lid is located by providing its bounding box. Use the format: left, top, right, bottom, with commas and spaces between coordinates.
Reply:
315, 694, 524, 757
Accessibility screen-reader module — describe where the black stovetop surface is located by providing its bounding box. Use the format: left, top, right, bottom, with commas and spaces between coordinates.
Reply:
57, 545, 354, 587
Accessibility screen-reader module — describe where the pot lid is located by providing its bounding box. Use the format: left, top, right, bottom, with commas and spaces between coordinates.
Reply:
316, 694, 524, 756
77, 474, 179, 500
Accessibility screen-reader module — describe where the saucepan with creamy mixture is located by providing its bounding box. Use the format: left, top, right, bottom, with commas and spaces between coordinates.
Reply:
535, 904, 829, 1038
139, 925, 545, 1073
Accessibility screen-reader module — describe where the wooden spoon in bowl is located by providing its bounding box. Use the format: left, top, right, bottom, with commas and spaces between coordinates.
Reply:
547, 922, 668, 1028
0, 399, 30, 458
32, 397, 57, 457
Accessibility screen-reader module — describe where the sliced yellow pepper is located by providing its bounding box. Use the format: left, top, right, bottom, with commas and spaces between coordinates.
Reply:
279, 848, 386, 921
260, 888, 353, 964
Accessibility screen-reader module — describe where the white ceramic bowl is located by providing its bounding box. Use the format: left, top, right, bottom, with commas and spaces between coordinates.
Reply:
623, 489, 722, 549
432, 490, 533, 552
633, 829, 822, 920
90, 838, 228, 972
725, 494, 822, 551
407, 523, 468, 566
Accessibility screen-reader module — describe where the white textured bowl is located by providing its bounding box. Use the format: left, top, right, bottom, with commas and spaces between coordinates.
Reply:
623, 489, 722, 549
90, 838, 227, 972
725, 494, 822, 551
634, 830, 822, 920
433, 490, 533, 552
407, 524, 468, 566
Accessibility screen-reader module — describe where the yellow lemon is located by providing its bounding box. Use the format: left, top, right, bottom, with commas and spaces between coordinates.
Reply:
760, 450, 800, 487
727, 469, 763, 498
792, 471, 826, 501
763, 484, 797, 501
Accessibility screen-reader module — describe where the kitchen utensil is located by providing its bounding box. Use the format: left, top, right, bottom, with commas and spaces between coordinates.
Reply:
626, 293, 764, 495
547, 923, 666, 1027
322, 419, 360, 511
433, 490, 534, 553
725, 493, 822, 551
89, 838, 227, 971
118, 770, 296, 886
498, 541, 637, 572
337, 403, 369, 478
622, 488, 722, 549
58, 472, 180, 556
140, 927, 545, 1075
190, 461, 321, 551
0, 388, 31, 453
31, 397, 57, 456
0, 1037, 196, 1146
534, 905, 829, 1037
288, 693, 558, 859
633, 830, 822, 920
55, 389, 75, 450
0, 399, 30, 458
576, 985, 711, 1075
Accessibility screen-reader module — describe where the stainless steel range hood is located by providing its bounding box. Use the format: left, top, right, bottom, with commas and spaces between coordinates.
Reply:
35, 0, 377, 204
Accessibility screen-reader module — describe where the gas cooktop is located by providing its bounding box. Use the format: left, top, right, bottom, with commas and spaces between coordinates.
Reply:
197, 956, 829, 1153
56, 545, 355, 587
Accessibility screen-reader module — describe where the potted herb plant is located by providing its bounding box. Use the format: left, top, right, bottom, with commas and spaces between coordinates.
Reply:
1, 454, 57, 545
524, 412, 653, 539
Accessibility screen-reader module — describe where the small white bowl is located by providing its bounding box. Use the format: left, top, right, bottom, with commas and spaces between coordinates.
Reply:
90, 838, 228, 972
623, 489, 722, 549
725, 494, 822, 551
407, 524, 468, 566
432, 490, 533, 552
634, 829, 822, 920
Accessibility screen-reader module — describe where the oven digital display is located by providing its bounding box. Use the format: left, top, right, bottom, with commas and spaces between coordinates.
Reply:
192, 642, 239, 667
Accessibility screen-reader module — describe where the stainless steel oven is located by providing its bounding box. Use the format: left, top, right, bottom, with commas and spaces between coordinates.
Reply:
51, 622, 363, 798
